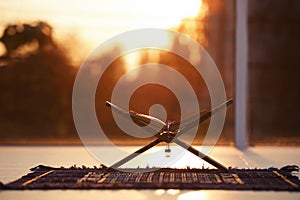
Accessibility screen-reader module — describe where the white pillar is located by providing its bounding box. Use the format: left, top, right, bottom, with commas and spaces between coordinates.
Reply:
235, 0, 248, 149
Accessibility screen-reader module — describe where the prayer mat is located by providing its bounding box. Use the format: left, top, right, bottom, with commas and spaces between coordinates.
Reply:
1, 165, 299, 191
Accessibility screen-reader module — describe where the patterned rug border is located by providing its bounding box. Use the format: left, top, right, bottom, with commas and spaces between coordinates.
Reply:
1, 165, 299, 191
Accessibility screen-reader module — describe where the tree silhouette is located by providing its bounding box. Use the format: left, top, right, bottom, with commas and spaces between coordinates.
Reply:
0, 21, 54, 58
0, 21, 78, 144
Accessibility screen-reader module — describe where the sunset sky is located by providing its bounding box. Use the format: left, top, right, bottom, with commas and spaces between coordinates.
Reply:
0, 0, 202, 56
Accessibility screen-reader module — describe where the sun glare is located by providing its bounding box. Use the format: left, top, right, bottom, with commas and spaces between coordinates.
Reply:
123, 52, 141, 81
79, 0, 204, 52
0, 0, 204, 64
127, 0, 202, 28
120, 0, 203, 76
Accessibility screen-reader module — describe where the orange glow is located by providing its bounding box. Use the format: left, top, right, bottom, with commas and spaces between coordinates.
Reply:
123, 52, 141, 81
1, 0, 203, 55
0, 0, 208, 69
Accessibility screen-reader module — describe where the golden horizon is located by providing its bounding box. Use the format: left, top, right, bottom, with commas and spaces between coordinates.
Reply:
0, 0, 206, 65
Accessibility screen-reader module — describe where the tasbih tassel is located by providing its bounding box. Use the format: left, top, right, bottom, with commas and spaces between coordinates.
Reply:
165, 143, 171, 157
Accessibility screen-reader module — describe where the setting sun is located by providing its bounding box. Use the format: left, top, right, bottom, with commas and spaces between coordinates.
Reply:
126, 0, 202, 28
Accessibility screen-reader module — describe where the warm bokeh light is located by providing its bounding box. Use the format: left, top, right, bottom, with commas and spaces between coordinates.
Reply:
0, 0, 203, 60
123, 52, 141, 81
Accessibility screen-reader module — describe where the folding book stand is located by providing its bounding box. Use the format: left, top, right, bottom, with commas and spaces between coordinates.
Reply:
106, 99, 233, 172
